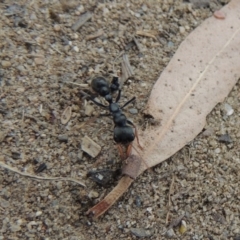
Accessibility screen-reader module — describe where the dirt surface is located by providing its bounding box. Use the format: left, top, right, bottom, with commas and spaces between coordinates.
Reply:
1, 0, 240, 239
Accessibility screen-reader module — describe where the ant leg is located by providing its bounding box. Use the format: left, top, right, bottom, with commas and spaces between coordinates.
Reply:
80, 90, 108, 109
89, 99, 108, 109
117, 144, 126, 160
115, 90, 121, 103
127, 120, 143, 150
126, 143, 132, 157
121, 97, 136, 109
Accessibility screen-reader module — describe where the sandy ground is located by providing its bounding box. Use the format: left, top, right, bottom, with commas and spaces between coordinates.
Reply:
2, 0, 240, 239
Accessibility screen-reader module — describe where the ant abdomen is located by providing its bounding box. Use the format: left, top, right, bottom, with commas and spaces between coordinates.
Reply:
91, 77, 110, 96
114, 126, 135, 144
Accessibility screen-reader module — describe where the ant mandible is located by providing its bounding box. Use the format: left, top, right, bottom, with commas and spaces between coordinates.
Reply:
82, 76, 141, 159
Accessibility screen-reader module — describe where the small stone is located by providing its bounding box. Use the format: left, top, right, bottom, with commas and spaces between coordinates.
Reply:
35, 211, 42, 217
193, 161, 199, 167
87, 169, 114, 186
209, 140, 217, 148
165, 228, 176, 238
202, 127, 214, 137
129, 108, 138, 114
142, 4, 148, 12
179, 26, 185, 34
179, 220, 187, 234
0, 198, 9, 208
11, 151, 21, 160
85, 104, 94, 116
168, 41, 174, 47
10, 224, 21, 232
16, 65, 26, 74
1, 60, 11, 68
218, 134, 232, 144
77, 151, 83, 161
88, 190, 99, 199
34, 57, 45, 65
190, 0, 209, 8
16, 87, 25, 93
214, 10, 226, 20
215, 148, 221, 154
53, 24, 61, 31
131, 228, 152, 238
135, 196, 142, 207
73, 46, 79, 52
223, 103, 234, 116
35, 36, 44, 44
58, 134, 68, 143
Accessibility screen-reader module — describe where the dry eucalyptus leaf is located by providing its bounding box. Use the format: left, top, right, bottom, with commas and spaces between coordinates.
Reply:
87, 0, 240, 218
61, 106, 72, 124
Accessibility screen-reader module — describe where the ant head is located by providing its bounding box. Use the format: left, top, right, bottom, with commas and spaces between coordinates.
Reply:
91, 77, 110, 96
99, 86, 110, 96
105, 94, 112, 103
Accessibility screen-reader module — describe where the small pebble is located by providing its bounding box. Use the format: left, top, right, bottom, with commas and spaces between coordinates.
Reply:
223, 103, 234, 116
215, 148, 221, 154
168, 41, 174, 47
218, 134, 232, 144
1, 60, 11, 68
130, 228, 152, 238
77, 151, 83, 161
53, 24, 61, 31
35, 211, 42, 217
179, 220, 187, 234
34, 57, 45, 65
142, 4, 148, 12
87, 169, 114, 186
103, 7, 109, 15
85, 104, 94, 116
11, 151, 21, 160
179, 26, 185, 34
10, 224, 21, 232
202, 127, 214, 137
214, 10, 226, 20
193, 161, 199, 167
73, 46, 79, 52
58, 134, 68, 143
88, 190, 99, 199
165, 228, 176, 238
129, 108, 138, 114
135, 196, 142, 207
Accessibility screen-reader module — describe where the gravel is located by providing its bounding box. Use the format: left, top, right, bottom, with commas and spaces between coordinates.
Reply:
1, 0, 238, 239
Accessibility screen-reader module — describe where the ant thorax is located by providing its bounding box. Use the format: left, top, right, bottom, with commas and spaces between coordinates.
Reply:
113, 113, 127, 127
109, 102, 120, 113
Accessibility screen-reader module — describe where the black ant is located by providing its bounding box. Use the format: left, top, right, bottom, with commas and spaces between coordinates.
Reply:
81, 76, 141, 159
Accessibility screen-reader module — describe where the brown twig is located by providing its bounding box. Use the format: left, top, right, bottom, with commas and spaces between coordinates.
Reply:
166, 174, 175, 224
